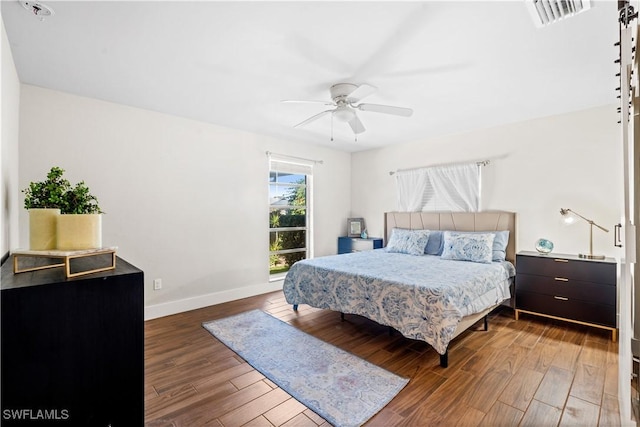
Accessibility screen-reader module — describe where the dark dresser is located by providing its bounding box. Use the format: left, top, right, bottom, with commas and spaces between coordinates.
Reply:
515, 250, 617, 341
1, 254, 144, 425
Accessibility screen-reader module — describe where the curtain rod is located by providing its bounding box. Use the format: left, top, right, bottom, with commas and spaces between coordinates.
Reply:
389, 160, 490, 176
266, 151, 323, 165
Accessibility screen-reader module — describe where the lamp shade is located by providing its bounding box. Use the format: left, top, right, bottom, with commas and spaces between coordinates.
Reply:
560, 208, 576, 225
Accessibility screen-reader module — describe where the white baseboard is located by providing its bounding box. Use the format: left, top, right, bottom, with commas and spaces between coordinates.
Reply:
144, 280, 285, 320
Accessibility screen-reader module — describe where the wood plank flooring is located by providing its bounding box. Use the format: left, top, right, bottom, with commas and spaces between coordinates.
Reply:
144, 291, 621, 426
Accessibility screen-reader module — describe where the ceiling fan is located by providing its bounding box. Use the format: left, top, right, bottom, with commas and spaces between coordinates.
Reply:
283, 83, 413, 136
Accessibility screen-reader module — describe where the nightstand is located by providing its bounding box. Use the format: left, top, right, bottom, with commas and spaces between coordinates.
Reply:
338, 237, 383, 254
515, 251, 617, 341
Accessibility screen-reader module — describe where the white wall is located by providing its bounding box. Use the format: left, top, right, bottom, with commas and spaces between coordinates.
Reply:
1, 12, 21, 259
16, 84, 622, 319
18, 85, 351, 318
351, 105, 623, 260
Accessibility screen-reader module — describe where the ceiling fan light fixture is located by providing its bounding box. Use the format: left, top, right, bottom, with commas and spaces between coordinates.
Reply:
332, 106, 355, 122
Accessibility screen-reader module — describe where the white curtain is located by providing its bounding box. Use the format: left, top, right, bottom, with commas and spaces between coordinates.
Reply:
396, 168, 429, 211
396, 163, 480, 212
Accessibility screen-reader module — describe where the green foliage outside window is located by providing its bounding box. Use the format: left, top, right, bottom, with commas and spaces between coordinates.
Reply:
269, 176, 307, 274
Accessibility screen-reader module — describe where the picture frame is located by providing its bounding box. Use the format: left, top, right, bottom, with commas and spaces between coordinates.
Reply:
347, 218, 365, 237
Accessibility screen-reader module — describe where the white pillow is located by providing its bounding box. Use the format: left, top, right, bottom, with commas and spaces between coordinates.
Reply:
386, 228, 430, 256
441, 231, 495, 263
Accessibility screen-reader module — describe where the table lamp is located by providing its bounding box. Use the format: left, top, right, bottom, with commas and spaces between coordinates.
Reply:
559, 208, 609, 260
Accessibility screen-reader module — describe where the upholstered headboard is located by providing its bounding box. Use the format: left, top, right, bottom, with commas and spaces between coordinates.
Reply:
384, 211, 517, 263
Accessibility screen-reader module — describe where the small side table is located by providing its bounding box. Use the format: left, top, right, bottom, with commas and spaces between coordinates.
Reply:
13, 247, 117, 278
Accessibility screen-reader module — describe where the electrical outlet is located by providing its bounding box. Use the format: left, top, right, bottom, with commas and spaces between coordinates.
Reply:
153, 278, 162, 290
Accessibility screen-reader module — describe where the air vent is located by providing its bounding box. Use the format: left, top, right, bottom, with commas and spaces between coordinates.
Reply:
526, 0, 591, 27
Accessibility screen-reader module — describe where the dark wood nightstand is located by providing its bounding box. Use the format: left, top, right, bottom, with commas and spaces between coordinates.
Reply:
515, 250, 617, 341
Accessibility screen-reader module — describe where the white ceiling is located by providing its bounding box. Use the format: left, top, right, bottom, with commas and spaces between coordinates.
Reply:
1, 1, 621, 152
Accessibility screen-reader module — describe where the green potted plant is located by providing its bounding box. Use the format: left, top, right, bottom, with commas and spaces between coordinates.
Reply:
56, 180, 104, 250
22, 166, 70, 250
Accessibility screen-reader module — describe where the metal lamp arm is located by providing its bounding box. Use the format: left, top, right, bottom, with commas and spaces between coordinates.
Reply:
590, 221, 610, 233
564, 208, 609, 233
560, 207, 610, 260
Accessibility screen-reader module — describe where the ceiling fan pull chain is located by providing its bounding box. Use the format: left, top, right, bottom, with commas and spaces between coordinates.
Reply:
330, 114, 334, 141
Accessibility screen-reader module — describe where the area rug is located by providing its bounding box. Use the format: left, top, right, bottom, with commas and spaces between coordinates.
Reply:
202, 309, 409, 427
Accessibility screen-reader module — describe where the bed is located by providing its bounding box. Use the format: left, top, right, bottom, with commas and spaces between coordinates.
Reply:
283, 211, 517, 367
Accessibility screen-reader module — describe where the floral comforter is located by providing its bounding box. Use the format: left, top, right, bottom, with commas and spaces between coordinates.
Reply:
283, 249, 515, 355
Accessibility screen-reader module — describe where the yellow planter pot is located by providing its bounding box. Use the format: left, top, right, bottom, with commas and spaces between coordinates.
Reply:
56, 214, 102, 250
28, 208, 61, 250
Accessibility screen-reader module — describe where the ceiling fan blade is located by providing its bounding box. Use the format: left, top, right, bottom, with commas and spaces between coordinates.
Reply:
346, 84, 377, 103
348, 114, 366, 134
282, 100, 335, 106
351, 4, 431, 82
293, 109, 334, 128
379, 62, 471, 79
357, 103, 413, 117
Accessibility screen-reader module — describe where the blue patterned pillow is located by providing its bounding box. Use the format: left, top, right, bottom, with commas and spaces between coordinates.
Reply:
440, 230, 510, 261
441, 231, 495, 263
386, 228, 430, 256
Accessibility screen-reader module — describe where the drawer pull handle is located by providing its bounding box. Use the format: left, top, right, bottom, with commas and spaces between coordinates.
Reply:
554, 296, 569, 301
554, 277, 569, 282
554, 259, 569, 263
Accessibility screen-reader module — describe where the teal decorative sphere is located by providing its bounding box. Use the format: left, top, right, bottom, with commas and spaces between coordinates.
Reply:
535, 238, 554, 254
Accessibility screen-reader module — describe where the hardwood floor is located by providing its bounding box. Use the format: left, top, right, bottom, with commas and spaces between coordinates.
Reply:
144, 291, 620, 426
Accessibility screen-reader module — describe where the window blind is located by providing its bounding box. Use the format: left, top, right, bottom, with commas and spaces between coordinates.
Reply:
268, 152, 315, 176
269, 159, 313, 176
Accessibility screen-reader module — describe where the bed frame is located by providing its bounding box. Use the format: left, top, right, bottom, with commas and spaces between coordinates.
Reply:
291, 211, 517, 368
385, 211, 517, 367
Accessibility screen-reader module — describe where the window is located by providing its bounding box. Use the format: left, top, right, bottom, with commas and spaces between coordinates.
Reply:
269, 156, 312, 276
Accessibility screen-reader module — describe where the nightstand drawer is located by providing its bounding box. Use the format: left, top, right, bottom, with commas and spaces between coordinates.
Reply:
516, 291, 615, 327
516, 274, 615, 306
516, 255, 616, 285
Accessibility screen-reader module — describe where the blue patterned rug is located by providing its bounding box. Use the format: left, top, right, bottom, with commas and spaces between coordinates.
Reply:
202, 310, 409, 427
